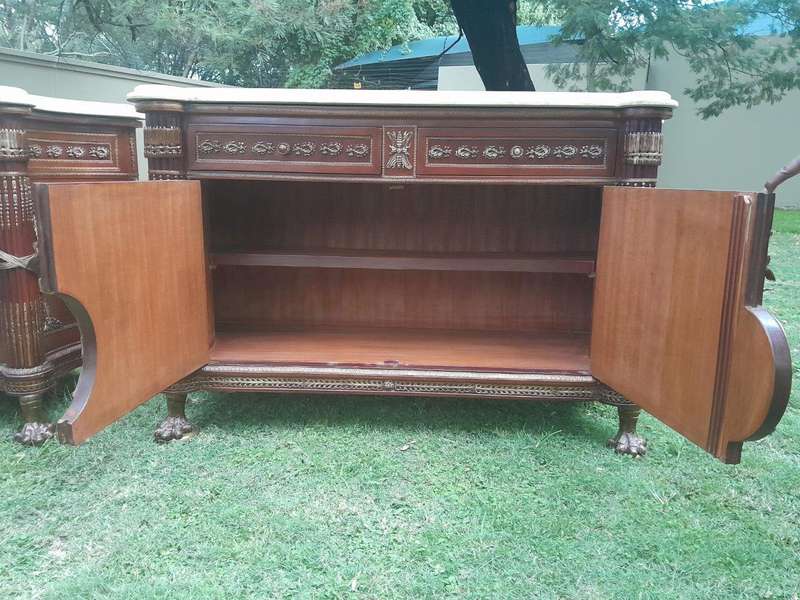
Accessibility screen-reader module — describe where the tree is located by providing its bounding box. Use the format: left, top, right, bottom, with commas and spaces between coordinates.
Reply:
449, 0, 800, 118
449, 0, 535, 91
1, 0, 798, 118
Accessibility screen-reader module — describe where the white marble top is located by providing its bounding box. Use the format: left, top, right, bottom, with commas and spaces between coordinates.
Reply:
0, 86, 142, 119
127, 84, 678, 109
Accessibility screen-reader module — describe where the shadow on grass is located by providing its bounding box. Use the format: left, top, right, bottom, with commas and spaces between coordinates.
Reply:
189, 390, 615, 446
0, 373, 616, 450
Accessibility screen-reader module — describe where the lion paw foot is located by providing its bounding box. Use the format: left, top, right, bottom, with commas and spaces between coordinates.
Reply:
154, 416, 194, 443
13, 422, 55, 446
607, 431, 647, 457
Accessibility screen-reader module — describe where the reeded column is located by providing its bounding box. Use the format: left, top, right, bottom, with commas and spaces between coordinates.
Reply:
618, 108, 670, 187
0, 96, 54, 444
139, 101, 187, 180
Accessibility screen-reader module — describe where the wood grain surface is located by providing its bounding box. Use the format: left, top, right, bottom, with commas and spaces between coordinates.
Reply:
35, 181, 210, 444
592, 187, 791, 462
212, 326, 591, 373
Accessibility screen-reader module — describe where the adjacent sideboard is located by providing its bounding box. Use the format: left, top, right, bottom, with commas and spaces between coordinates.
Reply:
27, 86, 792, 463
0, 87, 141, 444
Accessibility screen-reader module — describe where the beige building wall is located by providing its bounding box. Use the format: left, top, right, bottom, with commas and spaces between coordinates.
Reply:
439, 51, 799, 207
0, 48, 221, 180
648, 53, 800, 207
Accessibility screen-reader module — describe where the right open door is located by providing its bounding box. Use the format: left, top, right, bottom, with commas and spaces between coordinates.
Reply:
592, 187, 791, 463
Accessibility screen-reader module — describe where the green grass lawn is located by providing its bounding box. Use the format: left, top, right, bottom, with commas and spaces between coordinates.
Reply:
1, 212, 799, 600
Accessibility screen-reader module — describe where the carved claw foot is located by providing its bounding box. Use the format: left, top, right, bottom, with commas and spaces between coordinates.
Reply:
13, 422, 55, 446
154, 415, 194, 443
607, 431, 647, 457
606, 401, 647, 457
154, 392, 194, 443
13, 393, 54, 446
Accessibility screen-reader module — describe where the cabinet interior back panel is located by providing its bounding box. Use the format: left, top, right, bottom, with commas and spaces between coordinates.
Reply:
205, 180, 601, 254
213, 267, 594, 333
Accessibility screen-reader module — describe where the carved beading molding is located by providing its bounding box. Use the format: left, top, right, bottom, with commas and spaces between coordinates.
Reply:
194, 135, 373, 163
0, 129, 28, 161
597, 386, 638, 407
167, 363, 606, 401
144, 126, 183, 158
0, 342, 81, 395
624, 131, 663, 166
427, 141, 606, 163
28, 141, 112, 161
149, 170, 187, 180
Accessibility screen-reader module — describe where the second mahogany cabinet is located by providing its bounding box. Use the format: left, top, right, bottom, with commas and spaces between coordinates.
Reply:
32, 86, 791, 463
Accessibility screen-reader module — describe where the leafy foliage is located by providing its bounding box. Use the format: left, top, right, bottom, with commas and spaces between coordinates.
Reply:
0, 0, 799, 116
0, 0, 458, 86
546, 0, 800, 117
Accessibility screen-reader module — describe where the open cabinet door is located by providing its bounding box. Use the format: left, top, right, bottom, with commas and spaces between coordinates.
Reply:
35, 181, 211, 445
592, 187, 791, 463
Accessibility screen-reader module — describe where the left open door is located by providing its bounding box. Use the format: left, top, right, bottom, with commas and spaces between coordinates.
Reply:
35, 181, 211, 445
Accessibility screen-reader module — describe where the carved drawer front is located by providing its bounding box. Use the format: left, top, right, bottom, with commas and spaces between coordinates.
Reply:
188, 125, 381, 175
26, 129, 136, 179
417, 127, 617, 178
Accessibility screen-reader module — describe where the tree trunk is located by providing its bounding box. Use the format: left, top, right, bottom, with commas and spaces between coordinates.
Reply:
449, 0, 535, 91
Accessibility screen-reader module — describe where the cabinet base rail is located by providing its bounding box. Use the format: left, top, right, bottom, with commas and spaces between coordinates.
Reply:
161, 366, 645, 457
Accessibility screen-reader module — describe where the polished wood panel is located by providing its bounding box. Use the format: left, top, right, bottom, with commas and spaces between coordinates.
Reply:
214, 267, 594, 334
588, 187, 792, 463
35, 181, 210, 444
206, 181, 602, 254
211, 250, 596, 274
212, 326, 590, 373
592, 188, 742, 449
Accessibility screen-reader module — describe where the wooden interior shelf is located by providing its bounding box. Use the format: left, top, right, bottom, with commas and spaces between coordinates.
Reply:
211, 327, 591, 373
211, 250, 596, 274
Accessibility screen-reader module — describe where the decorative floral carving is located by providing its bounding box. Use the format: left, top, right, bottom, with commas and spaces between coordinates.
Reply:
386, 129, 413, 170
198, 139, 222, 154
292, 142, 315, 156
482, 145, 506, 159
527, 145, 551, 159
88, 146, 111, 159
427, 145, 452, 159
28, 145, 42, 158
346, 143, 369, 158
455, 146, 479, 159
427, 140, 606, 163
66, 146, 85, 158
579, 144, 603, 159
223, 141, 246, 154
46, 145, 63, 158
252, 141, 275, 155
197, 136, 372, 161
552, 145, 577, 159
319, 142, 342, 156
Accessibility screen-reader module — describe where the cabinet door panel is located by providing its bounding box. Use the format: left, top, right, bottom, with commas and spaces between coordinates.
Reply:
592, 187, 790, 463
35, 181, 210, 444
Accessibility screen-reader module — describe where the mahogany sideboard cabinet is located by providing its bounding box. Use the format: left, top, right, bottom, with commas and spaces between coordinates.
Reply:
29, 85, 794, 463
0, 87, 141, 445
